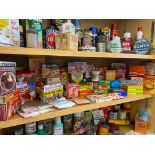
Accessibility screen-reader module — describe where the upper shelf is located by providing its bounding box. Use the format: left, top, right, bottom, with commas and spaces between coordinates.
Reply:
0, 46, 155, 59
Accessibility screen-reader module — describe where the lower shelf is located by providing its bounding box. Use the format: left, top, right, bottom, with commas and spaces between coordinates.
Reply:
0, 94, 152, 129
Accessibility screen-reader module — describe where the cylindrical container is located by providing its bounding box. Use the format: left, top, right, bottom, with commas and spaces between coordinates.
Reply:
74, 112, 82, 131
26, 28, 38, 48
122, 32, 132, 51
89, 27, 98, 37
25, 122, 36, 135
26, 19, 43, 48
15, 125, 24, 135
96, 43, 106, 52
92, 71, 100, 82
82, 29, 92, 48
118, 110, 126, 120
46, 26, 58, 49
93, 82, 99, 90
40, 119, 53, 135
109, 110, 118, 120
111, 24, 118, 38
19, 25, 24, 47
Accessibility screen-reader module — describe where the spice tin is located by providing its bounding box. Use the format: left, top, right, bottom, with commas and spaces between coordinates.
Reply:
26, 28, 38, 48
46, 26, 58, 49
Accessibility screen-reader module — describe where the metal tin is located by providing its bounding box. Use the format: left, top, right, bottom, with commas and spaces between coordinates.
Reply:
25, 122, 36, 135
46, 26, 58, 49
15, 125, 24, 135
96, 43, 106, 52
26, 28, 38, 48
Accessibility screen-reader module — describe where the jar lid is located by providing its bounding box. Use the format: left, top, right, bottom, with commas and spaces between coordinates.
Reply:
124, 32, 131, 38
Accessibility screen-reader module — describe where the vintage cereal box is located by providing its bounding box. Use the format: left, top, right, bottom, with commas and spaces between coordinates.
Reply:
0, 19, 20, 46
0, 90, 21, 121
68, 62, 87, 73
0, 61, 16, 96
42, 64, 60, 78
71, 73, 84, 83
40, 83, 63, 103
66, 83, 79, 99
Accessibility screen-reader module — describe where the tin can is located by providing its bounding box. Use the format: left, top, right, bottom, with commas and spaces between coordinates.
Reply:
26, 19, 43, 48
46, 26, 58, 49
25, 122, 36, 135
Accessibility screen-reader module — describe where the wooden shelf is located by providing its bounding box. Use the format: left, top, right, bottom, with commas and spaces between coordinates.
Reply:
0, 94, 152, 129
0, 46, 155, 59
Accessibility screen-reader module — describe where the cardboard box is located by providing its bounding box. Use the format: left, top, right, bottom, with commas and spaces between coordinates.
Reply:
0, 61, 16, 96
55, 32, 78, 51
40, 83, 63, 103
0, 19, 20, 46
144, 75, 155, 94
123, 84, 143, 95
0, 90, 21, 121
68, 62, 87, 73
42, 64, 60, 78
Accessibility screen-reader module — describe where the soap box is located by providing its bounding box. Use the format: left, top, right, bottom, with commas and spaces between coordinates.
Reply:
55, 32, 78, 51
40, 83, 63, 103
42, 64, 60, 78
99, 80, 110, 90
144, 75, 155, 94
0, 90, 21, 121
0, 61, 16, 96
66, 83, 79, 99
0, 19, 20, 46
68, 62, 87, 73
71, 73, 84, 83
79, 83, 93, 96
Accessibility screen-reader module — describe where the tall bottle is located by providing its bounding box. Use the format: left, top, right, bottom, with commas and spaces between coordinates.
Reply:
37, 123, 46, 135
133, 27, 151, 55
62, 19, 75, 34
53, 117, 63, 135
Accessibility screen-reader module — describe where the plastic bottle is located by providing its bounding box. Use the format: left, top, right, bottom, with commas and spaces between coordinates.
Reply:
53, 117, 63, 135
133, 27, 151, 54
37, 123, 46, 135
62, 19, 75, 34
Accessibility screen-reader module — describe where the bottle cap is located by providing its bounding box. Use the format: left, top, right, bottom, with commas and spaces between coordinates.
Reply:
124, 32, 131, 38
54, 117, 61, 124
38, 124, 43, 130
138, 27, 142, 31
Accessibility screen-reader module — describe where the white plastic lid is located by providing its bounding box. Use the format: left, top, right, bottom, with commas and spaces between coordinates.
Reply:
124, 32, 131, 38
38, 124, 43, 130
54, 117, 61, 124
74, 112, 81, 118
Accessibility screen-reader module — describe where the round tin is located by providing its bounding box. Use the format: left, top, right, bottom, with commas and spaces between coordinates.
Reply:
46, 26, 58, 49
